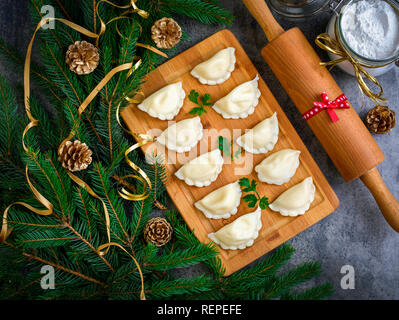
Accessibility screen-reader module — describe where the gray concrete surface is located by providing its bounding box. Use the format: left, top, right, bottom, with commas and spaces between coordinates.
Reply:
0, 0, 398, 299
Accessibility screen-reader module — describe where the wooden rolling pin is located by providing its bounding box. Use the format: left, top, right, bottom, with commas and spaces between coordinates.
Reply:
242, 0, 399, 232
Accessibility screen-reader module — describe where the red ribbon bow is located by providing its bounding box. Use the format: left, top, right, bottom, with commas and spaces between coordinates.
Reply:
303, 92, 350, 123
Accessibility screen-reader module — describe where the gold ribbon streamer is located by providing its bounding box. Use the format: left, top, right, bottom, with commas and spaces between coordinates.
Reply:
1, 17, 101, 242
96, 3, 167, 58
55, 61, 144, 251
3, 7, 162, 299
97, 242, 146, 300
24, 17, 99, 153
116, 103, 154, 201
66, 171, 111, 255
136, 43, 168, 59
95, 0, 149, 47
0, 6, 166, 300
0, 167, 53, 243
315, 23, 388, 106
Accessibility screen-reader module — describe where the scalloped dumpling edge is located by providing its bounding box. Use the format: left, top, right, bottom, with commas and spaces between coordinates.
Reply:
269, 177, 315, 217
156, 117, 203, 153
190, 47, 236, 85
194, 181, 242, 219
208, 206, 262, 250
236, 112, 279, 154
212, 75, 261, 119
137, 82, 185, 120
174, 149, 224, 187
255, 149, 301, 185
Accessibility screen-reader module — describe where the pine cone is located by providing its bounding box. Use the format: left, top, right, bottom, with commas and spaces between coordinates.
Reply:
365, 105, 396, 134
65, 41, 99, 75
58, 140, 93, 172
144, 217, 172, 247
151, 17, 182, 49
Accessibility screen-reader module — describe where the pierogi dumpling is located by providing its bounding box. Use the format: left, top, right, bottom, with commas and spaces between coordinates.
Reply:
156, 117, 203, 153
195, 181, 241, 219
269, 177, 315, 217
175, 149, 224, 187
255, 149, 300, 185
137, 82, 185, 120
208, 206, 262, 250
190, 47, 236, 85
236, 112, 279, 154
212, 75, 261, 119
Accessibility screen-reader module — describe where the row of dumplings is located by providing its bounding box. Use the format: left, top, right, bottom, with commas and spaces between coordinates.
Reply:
137, 48, 261, 121
136, 47, 315, 250
207, 176, 315, 250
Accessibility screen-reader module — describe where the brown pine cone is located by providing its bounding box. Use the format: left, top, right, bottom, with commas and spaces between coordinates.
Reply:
365, 105, 396, 134
144, 217, 173, 247
65, 41, 99, 75
151, 17, 182, 49
58, 140, 93, 172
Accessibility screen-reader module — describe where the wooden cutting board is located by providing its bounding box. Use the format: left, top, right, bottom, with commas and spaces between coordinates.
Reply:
122, 29, 339, 276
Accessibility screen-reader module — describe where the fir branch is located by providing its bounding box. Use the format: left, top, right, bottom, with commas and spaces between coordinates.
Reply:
111, 274, 213, 299
0, 0, 332, 301
3, 241, 105, 287
221, 243, 294, 288
281, 283, 333, 300
159, 0, 234, 26
263, 262, 323, 300
144, 242, 218, 271
90, 162, 135, 253
0, 75, 19, 157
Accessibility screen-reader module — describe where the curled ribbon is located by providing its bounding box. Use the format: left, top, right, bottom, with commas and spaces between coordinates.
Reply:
0, 167, 53, 243
116, 102, 155, 201
2, 2, 166, 294
303, 92, 350, 123
95, 0, 167, 59
315, 22, 388, 106
97, 242, 146, 300
1, 17, 101, 243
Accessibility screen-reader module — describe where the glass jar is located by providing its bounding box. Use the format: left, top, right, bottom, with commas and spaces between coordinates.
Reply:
268, 0, 331, 19
326, 0, 399, 77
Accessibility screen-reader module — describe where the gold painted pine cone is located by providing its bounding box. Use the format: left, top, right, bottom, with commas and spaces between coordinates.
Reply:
144, 217, 173, 247
151, 17, 182, 49
365, 105, 396, 134
65, 41, 99, 75
58, 140, 93, 172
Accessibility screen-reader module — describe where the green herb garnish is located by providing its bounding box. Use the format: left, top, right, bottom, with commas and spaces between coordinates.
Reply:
188, 89, 212, 116
218, 136, 242, 161
239, 178, 269, 210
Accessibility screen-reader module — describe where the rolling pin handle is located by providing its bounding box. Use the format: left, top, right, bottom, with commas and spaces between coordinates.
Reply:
360, 167, 399, 232
242, 0, 284, 41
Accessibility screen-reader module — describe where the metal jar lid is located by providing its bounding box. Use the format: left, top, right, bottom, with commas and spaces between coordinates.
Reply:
268, 0, 344, 20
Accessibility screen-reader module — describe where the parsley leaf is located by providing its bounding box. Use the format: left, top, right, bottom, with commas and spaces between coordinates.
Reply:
201, 93, 213, 106
218, 136, 242, 162
218, 136, 231, 157
188, 90, 200, 105
234, 146, 242, 159
239, 177, 251, 188
243, 194, 258, 208
259, 197, 269, 210
239, 178, 270, 210
188, 90, 212, 116
189, 107, 206, 116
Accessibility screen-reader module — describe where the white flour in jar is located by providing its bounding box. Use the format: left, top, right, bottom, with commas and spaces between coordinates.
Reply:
340, 0, 399, 60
